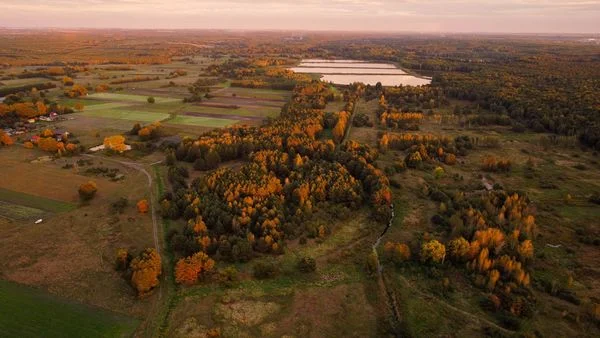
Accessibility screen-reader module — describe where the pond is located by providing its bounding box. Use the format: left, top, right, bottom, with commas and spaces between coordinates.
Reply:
290, 59, 431, 86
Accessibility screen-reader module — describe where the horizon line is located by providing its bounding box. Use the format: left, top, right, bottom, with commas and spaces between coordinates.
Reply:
0, 26, 599, 36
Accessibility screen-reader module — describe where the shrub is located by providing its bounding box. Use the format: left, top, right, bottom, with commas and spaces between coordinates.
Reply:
297, 257, 317, 273
111, 197, 129, 213
252, 260, 278, 279
589, 193, 600, 205
147, 96, 155, 104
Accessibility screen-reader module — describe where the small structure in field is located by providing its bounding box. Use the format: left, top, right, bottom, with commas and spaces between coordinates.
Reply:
89, 144, 132, 153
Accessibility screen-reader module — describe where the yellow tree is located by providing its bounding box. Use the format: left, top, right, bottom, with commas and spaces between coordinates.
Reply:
421, 240, 446, 264
175, 252, 215, 285
103, 135, 127, 152
130, 248, 162, 296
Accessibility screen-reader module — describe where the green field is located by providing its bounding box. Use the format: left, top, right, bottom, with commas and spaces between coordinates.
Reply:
87, 92, 179, 104
80, 109, 170, 122
84, 102, 136, 111
0, 201, 45, 220
168, 115, 237, 127
0, 188, 75, 213
58, 98, 106, 107
185, 105, 280, 118
217, 87, 291, 100
0, 280, 139, 338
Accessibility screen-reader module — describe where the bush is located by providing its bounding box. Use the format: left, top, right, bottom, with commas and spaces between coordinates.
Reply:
252, 260, 278, 279
147, 96, 155, 104
297, 257, 316, 273
111, 197, 129, 213
589, 193, 600, 205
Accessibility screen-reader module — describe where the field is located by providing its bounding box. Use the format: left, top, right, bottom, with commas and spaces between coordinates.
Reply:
0, 146, 158, 329
0, 77, 51, 88
87, 92, 179, 104
0, 280, 139, 338
0, 201, 45, 221
167, 115, 237, 127
80, 109, 170, 123
164, 211, 386, 337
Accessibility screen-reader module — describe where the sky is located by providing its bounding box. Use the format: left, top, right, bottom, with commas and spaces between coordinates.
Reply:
1, 0, 599, 33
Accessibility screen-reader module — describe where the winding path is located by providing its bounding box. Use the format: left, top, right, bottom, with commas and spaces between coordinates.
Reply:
83, 155, 162, 256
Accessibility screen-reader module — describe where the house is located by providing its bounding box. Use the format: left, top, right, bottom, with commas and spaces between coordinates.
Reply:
27, 118, 36, 124
54, 129, 70, 141
30, 135, 40, 143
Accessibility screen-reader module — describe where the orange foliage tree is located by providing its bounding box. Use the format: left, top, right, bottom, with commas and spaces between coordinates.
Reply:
78, 181, 98, 201
137, 199, 149, 213
103, 135, 127, 152
175, 252, 215, 285
130, 248, 162, 296
38, 137, 58, 152
332, 111, 350, 144
0, 131, 13, 146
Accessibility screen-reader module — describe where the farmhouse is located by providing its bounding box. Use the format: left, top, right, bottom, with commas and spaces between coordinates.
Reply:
54, 129, 69, 141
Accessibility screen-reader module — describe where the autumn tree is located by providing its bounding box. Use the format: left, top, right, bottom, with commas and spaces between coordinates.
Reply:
62, 76, 74, 86
448, 237, 470, 262
137, 199, 149, 213
0, 131, 13, 146
103, 135, 127, 152
115, 248, 131, 271
130, 248, 162, 296
384, 241, 411, 264
421, 240, 446, 264
78, 181, 98, 201
332, 111, 350, 144
65, 84, 88, 98
175, 252, 215, 285
38, 137, 58, 152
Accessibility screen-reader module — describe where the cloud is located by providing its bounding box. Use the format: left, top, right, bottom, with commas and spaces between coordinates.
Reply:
0, 0, 598, 33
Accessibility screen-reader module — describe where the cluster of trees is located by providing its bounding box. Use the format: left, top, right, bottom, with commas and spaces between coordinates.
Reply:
379, 133, 469, 167
28, 128, 81, 155
385, 187, 537, 318
160, 78, 392, 277
116, 248, 162, 297
434, 189, 535, 315
0, 88, 76, 122
130, 122, 163, 141
379, 110, 424, 130
183, 77, 223, 102
109, 76, 159, 85
482, 156, 512, 172
166, 69, 187, 79
64, 84, 88, 98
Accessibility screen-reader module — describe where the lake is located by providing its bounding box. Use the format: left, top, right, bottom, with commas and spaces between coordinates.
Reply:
290, 59, 431, 86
